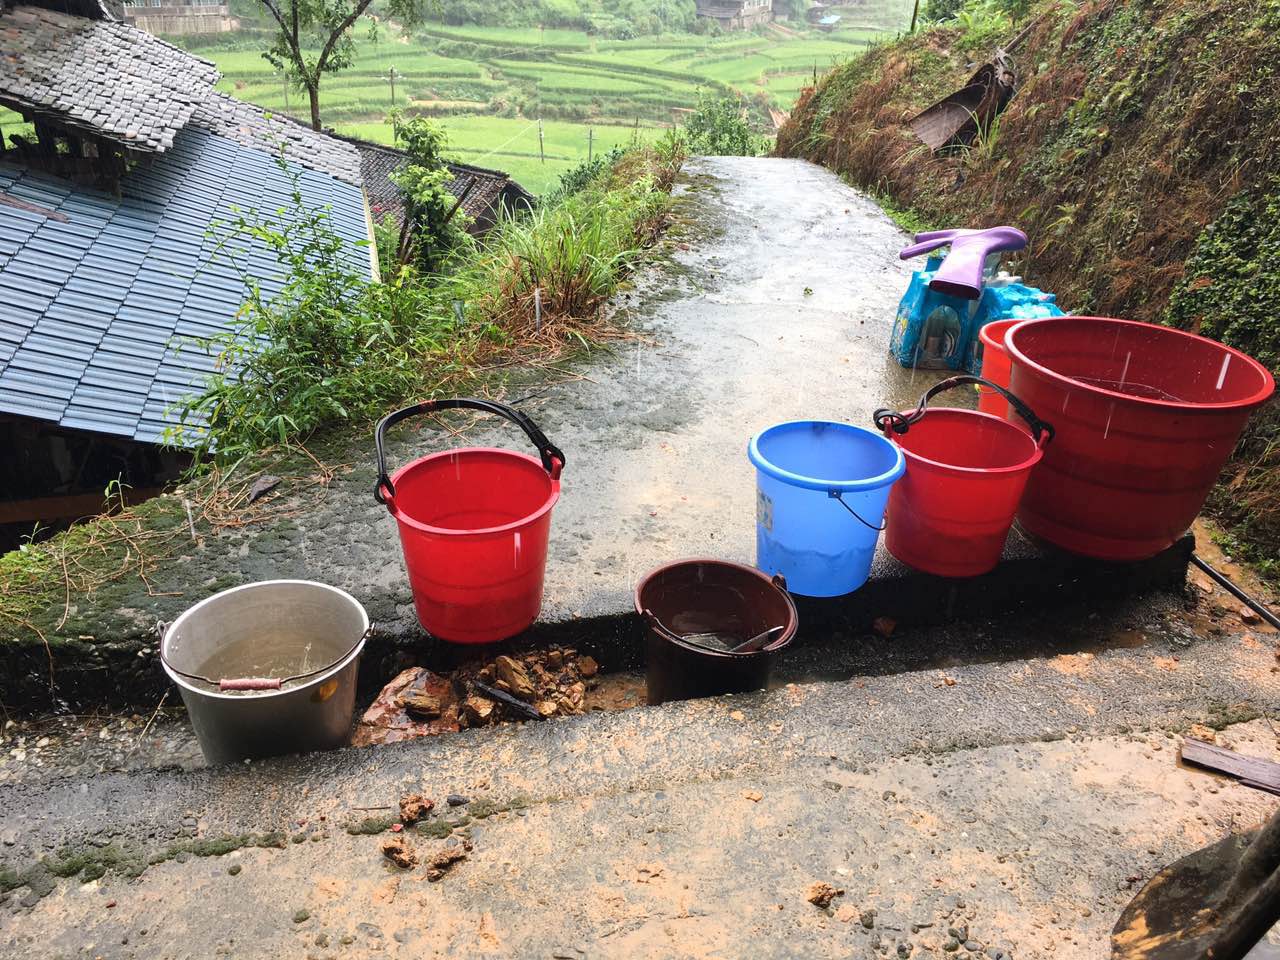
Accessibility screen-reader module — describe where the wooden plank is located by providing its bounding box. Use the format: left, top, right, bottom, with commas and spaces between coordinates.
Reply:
1180, 738, 1280, 796
0, 488, 162, 525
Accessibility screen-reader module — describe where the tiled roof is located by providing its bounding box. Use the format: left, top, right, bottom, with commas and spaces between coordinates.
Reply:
349, 137, 534, 232
193, 92, 364, 187
0, 125, 371, 445
0, 4, 218, 153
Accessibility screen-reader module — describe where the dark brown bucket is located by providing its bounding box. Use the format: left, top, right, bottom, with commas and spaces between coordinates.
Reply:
635, 558, 798, 706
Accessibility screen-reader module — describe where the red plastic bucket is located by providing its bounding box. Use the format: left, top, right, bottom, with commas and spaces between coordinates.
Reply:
876, 376, 1053, 577
976, 318, 1021, 419
1006, 317, 1275, 561
374, 399, 565, 644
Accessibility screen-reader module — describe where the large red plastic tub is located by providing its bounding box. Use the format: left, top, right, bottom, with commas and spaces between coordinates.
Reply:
880, 377, 1050, 577
1006, 317, 1274, 561
375, 399, 565, 644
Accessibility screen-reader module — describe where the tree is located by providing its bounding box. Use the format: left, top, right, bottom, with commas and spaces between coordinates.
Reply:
256, 0, 428, 130
387, 112, 469, 271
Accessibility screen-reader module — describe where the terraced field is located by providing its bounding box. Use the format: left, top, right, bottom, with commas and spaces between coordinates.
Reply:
198, 0, 916, 193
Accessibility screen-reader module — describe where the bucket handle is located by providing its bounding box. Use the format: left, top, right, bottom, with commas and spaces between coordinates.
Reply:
827, 490, 889, 531
374, 398, 566, 505
641, 578, 792, 655
158, 621, 375, 692
873, 375, 1055, 447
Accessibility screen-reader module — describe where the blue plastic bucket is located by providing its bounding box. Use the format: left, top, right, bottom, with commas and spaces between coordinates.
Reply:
747, 421, 905, 597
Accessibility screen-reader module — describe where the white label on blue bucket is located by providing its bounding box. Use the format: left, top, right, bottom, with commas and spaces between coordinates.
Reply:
757, 489, 774, 532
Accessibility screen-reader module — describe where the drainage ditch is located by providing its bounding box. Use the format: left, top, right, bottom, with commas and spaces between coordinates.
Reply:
1, 582, 1238, 786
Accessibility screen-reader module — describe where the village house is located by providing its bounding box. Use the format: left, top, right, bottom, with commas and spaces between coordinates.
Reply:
121, 0, 238, 36
0, 0, 375, 542
0, 0, 534, 547
350, 136, 535, 238
695, 0, 773, 31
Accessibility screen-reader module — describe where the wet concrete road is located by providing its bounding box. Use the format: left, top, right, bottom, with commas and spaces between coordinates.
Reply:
4, 158, 1279, 957
2, 591, 1279, 958
8, 156, 942, 694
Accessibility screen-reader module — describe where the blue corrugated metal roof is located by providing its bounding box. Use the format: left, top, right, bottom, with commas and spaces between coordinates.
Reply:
0, 124, 370, 445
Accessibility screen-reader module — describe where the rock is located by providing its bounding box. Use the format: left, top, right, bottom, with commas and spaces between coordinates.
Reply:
805, 881, 843, 908
834, 904, 858, 923
943, 939, 960, 953
547, 650, 564, 670
355, 923, 382, 940
314, 933, 329, 948
1188, 723, 1216, 743
426, 841, 471, 881
293, 909, 310, 924
463, 695, 495, 726
743, 790, 763, 802
861, 908, 877, 929
578, 655, 599, 678
495, 656, 536, 700
965, 942, 982, 953
227, 864, 241, 876
1240, 607, 1261, 625
536, 700, 559, 718
380, 836, 417, 869
352, 668, 459, 747
447, 795, 469, 807
872, 616, 896, 638
399, 691, 442, 719
399, 794, 434, 824
898, 944, 913, 958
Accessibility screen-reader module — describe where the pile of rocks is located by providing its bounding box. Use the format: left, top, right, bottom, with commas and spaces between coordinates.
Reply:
352, 648, 601, 747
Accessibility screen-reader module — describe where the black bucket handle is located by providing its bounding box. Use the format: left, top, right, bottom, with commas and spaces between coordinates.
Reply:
374, 398, 566, 505
873, 375, 1055, 447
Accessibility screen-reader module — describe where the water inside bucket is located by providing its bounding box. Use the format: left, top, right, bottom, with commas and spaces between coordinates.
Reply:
680, 631, 748, 651
1068, 375, 1186, 403
190, 632, 332, 695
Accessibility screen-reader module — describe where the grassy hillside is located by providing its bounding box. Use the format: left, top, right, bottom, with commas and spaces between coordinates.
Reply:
194, 2, 914, 193
776, 0, 1280, 575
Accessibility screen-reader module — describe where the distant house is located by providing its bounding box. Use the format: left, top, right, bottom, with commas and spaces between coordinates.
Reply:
0, 0, 374, 538
695, 0, 773, 31
351, 137, 535, 238
121, 0, 238, 36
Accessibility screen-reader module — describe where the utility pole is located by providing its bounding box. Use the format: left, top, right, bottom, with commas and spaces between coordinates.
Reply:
910, 0, 920, 32
281, 69, 290, 114
388, 67, 398, 109
538, 118, 545, 163
588, 127, 593, 164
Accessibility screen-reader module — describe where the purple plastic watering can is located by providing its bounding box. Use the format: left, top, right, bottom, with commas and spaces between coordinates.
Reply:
899, 226, 1028, 301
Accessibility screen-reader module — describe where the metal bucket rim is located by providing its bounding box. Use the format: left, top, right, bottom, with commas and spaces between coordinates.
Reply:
162, 579, 369, 701
385, 447, 561, 538
748, 420, 906, 493
1006, 316, 1276, 412
889, 407, 1045, 476
632, 557, 799, 658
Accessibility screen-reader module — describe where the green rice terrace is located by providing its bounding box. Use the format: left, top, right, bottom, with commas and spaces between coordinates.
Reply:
193, 1, 914, 193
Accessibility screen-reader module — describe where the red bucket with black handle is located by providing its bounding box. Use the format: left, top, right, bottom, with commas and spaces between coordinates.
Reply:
375, 398, 565, 644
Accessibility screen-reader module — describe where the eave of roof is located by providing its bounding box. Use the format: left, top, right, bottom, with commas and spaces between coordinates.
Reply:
0, 4, 218, 153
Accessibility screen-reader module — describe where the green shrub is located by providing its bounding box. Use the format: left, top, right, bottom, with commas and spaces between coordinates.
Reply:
169, 141, 685, 461
683, 93, 767, 156
167, 164, 446, 461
